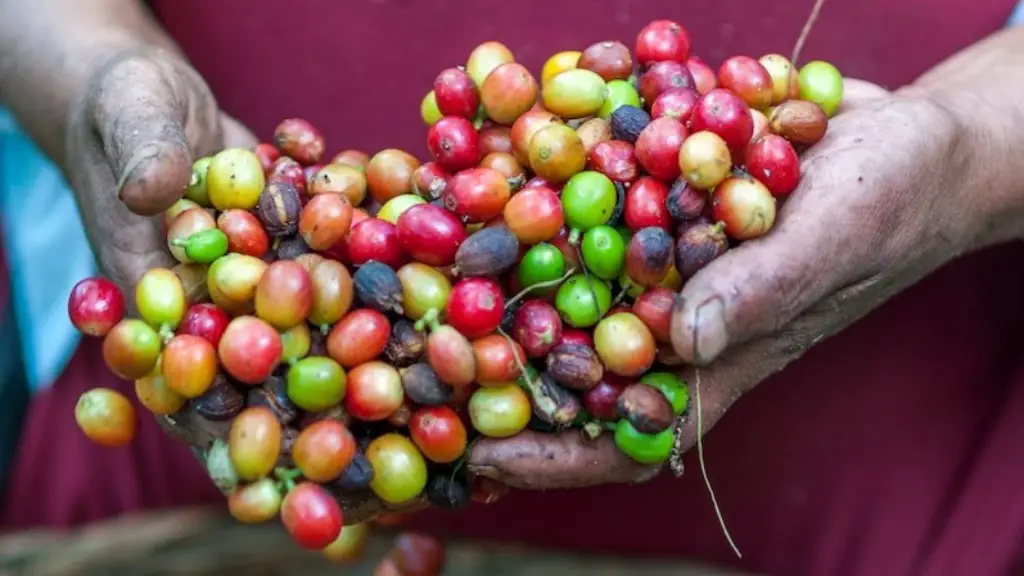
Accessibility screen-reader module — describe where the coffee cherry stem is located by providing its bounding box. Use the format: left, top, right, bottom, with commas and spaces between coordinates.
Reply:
413, 308, 441, 332
319, 323, 330, 336
159, 325, 175, 344
504, 267, 577, 310
567, 227, 582, 246
496, 327, 534, 388
271, 237, 282, 252
672, 368, 742, 558
611, 281, 633, 307
571, 243, 605, 322
274, 466, 303, 494
791, 0, 828, 65
507, 174, 527, 192
582, 420, 603, 440
449, 454, 467, 480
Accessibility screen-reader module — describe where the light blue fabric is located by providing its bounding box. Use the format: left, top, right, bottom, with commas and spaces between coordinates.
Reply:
2, 4, 1024, 392
0, 109, 95, 391
1012, 1, 1024, 24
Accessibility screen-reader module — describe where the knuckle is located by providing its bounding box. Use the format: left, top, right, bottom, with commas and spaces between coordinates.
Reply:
761, 260, 815, 331
104, 53, 162, 85
716, 249, 817, 336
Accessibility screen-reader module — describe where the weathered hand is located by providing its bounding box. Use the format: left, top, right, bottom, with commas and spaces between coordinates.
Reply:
64, 48, 427, 524
468, 79, 981, 488
159, 399, 428, 525
64, 47, 256, 300
663, 79, 975, 452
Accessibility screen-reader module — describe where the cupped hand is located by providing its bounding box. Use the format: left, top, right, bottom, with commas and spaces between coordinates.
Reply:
159, 400, 428, 525
65, 48, 424, 524
468, 79, 979, 488
65, 47, 256, 300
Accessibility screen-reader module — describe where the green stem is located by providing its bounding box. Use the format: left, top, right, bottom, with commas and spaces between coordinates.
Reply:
568, 227, 582, 246
611, 280, 632, 307
504, 267, 577, 310
450, 456, 466, 479
497, 327, 533, 386
730, 167, 752, 180
582, 420, 603, 440
158, 325, 176, 344
281, 477, 296, 493
414, 308, 440, 332
274, 467, 302, 480
274, 467, 302, 494
319, 323, 330, 336
507, 174, 527, 192
571, 242, 604, 324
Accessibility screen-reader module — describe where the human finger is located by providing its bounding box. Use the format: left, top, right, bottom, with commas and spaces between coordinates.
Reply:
162, 409, 426, 526
88, 53, 195, 216
836, 78, 890, 114
670, 113, 888, 365
466, 429, 661, 489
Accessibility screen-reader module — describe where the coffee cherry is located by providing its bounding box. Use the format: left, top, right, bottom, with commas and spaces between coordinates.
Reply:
218, 316, 282, 385
75, 388, 136, 447
68, 277, 124, 337
162, 334, 219, 398
136, 268, 187, 334
206, 148, 266, 210
228, 406, 282, 481
102, 319, 163, 380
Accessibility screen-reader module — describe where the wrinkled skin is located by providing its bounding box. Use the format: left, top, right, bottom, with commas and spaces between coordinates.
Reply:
467, 80, 995, 489
65, 48, 253, 295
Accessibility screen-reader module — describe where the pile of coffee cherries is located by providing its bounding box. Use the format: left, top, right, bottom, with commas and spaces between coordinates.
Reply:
67, 18, 840, 560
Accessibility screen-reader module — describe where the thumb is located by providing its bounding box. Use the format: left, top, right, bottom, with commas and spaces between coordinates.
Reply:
89, 54, 198, 216
670, 173, 858, 365
467, 430, 661, 489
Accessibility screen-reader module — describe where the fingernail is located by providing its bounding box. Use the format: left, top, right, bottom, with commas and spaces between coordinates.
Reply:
633, 465, 663, 484
466, 464, 500, 480
115, 143, 161, 198
693, 297, 727, 364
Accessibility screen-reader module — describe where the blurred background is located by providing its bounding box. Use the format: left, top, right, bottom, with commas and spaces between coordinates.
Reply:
0, 507, 745, 575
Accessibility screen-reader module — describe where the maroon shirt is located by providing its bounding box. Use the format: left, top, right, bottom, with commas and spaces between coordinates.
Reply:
5, 1, 1024, 575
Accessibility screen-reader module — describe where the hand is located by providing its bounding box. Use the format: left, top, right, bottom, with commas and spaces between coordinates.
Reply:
468, 80, 977, 488
64, 47, 422, 523
64, 47, 256, 299
158, 404, 427, 525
